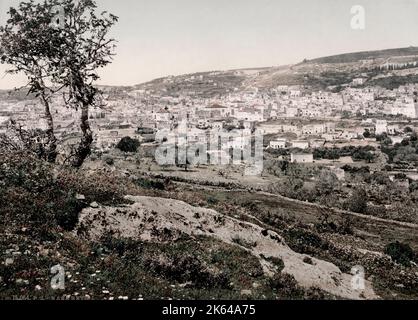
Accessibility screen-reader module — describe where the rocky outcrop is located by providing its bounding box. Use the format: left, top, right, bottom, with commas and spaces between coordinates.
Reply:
76, 195, 377, 300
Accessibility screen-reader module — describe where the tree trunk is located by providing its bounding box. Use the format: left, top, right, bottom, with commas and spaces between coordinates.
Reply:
40, 94, 58, 163
71, 103, 93, 168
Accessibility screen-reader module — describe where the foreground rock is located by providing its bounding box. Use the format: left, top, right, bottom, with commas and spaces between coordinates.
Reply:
76, 195, 377, 300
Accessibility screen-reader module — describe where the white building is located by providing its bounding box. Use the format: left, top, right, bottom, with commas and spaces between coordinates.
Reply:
341, 130, 359, 140
291, 153, 314, 163
391, 97, 418, 118
286, 107, 299, 117
291, 140, 310, 149
387, 125, 399, 135
154, 109, 171, 122
269, 139, 287, 149
302, 124, 327, 135
391, 136, 404, 145
211, 121, 224, 131
310, 139, 326, 148
375, 120, 388, 135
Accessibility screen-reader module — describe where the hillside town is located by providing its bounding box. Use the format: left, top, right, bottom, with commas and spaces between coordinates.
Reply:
1, 0, 418, 303
2, 77, 418, 173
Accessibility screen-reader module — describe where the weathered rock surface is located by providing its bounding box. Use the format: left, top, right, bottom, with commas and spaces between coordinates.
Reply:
76, 195, 377, 300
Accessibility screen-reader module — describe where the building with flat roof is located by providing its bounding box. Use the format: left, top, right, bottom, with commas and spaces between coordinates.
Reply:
291, 153, 314, 163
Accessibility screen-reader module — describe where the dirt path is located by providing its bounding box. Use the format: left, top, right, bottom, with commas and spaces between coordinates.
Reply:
256, 191, 418, 230
137, 170, 418, 231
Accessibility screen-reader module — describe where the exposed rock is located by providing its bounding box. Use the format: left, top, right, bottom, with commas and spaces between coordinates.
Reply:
240, 289, 252, 296
76, 195, 377, 300
76, 194, 86, 201
90, 202, 99, 209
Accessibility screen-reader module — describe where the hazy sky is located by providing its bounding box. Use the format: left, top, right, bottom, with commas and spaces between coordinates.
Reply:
0, 0, 418, 89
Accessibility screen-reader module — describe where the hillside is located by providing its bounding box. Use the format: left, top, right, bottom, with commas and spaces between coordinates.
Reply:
2, 47, 418, 99
2, 46, 418, 300
132, 46, 418, 95
1, 151, 417, 300
309, 46, 418, 64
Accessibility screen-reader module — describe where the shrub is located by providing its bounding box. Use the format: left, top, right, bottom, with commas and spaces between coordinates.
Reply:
135, 177, 165, 190
384, 242, 416, 267
56, 169, 126, 204
143, 252, 230, 289
232, 236, 257, 249
104, 156, 114, 166
269, 273, 305, 299
284, 228, 329, 255
116, 137, 140, 153
263, 256, 285, 272
0, 152, 84, 234
347, 187, 368, 214
303, 256, 314, 265
206, 196, 219, 205
410, 181, 418, 192
55, 194, 86, 231
315, 170, 340, 196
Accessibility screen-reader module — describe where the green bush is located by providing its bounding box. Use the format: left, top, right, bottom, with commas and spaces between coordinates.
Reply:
284, 228, 329, 255
269, 273, 305, 299
116, 137, 140, 153
55, 194, 86, 231
0, 152, 84, 234
263, 256, 285, 272
232, 236, 257, 249
136, 177, 165, 190
56, 169, 126, 205
104, 156, 114, 166
0, 151, 129, 235
347, 187, 368, 214
384, 242, 416, 267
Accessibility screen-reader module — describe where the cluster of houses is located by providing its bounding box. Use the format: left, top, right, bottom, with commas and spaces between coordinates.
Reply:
2, 81, 418, 166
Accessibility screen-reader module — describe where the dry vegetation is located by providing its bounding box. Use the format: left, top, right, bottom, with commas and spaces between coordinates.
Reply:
1, 150, 417, 300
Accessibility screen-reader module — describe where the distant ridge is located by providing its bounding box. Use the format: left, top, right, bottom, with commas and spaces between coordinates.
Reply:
3, 47, 418, 92
308, 46, 418, 64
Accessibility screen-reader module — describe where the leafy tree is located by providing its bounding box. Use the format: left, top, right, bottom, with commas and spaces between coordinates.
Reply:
376, 133, 388, 142
315, 170, 339, 196
116, 137, 140, 153
401, 138, 410, 147
347, 187, 368, 214
370, 171, 391, 186
352, 149, 375, 163
0, 0, 118, 167
0, 0, 64, 162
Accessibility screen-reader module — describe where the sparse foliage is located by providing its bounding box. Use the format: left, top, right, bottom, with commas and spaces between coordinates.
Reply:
0, 0, 118, 167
